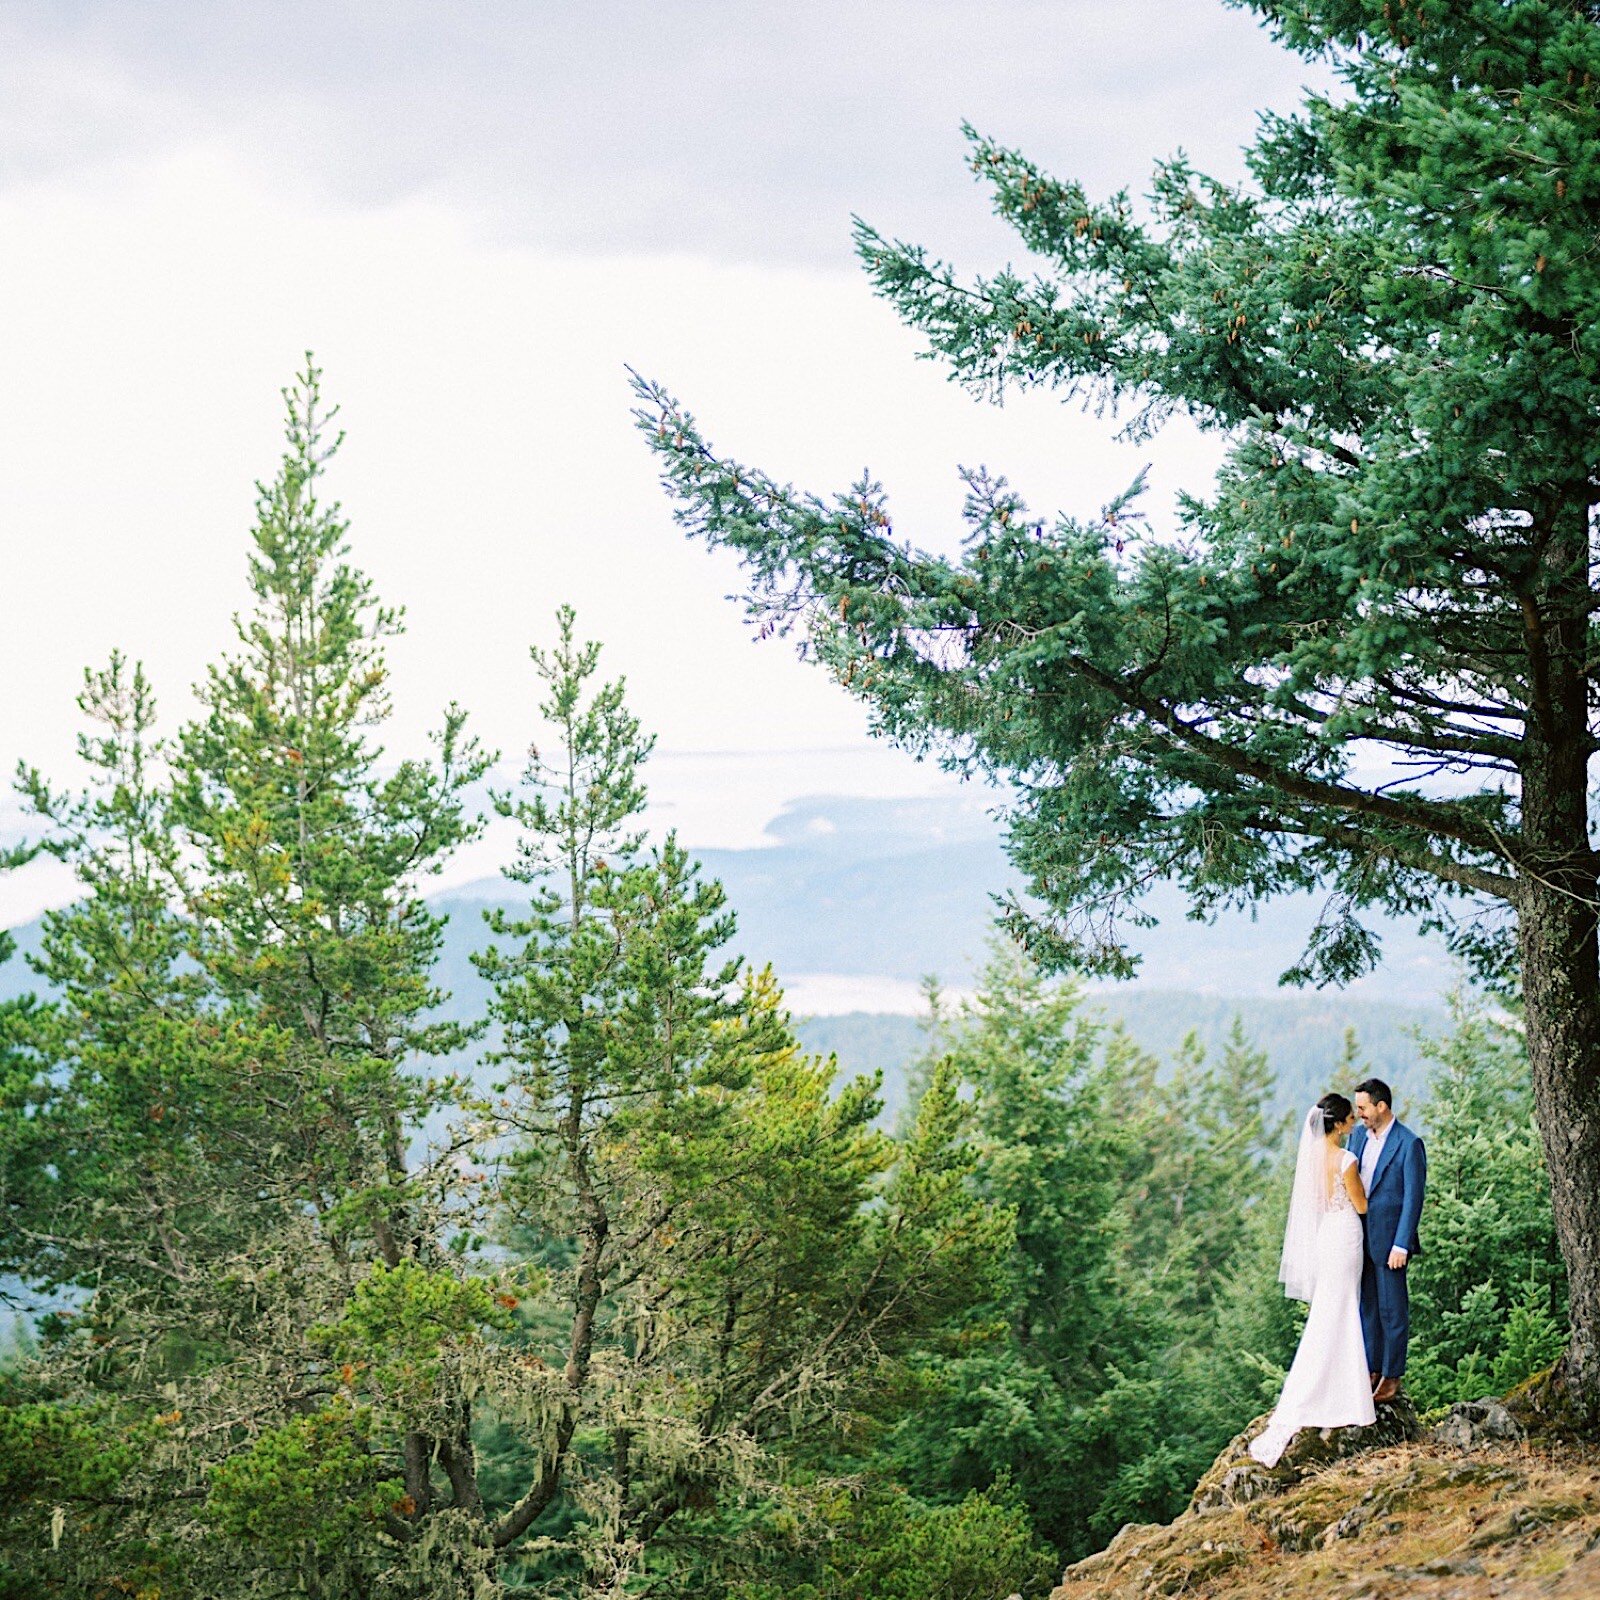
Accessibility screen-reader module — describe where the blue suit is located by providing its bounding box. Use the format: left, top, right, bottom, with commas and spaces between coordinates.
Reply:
1348, 1118, 1426, 1379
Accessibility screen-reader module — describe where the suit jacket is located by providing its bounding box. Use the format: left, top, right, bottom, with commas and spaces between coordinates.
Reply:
1348, 1118, 1426, 1260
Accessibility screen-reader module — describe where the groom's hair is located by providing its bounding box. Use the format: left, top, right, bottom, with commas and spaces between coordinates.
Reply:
1354, 1077, 1393, 1110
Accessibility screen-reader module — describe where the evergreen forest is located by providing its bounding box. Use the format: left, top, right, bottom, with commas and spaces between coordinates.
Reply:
6, 0, 1600, 1594
0, 366, 1569, 1597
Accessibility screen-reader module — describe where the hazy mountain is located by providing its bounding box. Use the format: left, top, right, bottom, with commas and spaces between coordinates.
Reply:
425, 792, 1457, 1006
795, 992, 1443, 1132
0, 792, 1456, 1127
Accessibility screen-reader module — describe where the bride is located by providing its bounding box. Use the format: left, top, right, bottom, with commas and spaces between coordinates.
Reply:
1249, 1092, 1376, 1467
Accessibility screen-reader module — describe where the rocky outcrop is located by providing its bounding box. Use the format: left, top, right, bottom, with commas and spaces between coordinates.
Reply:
1433, 1396, 1524, 1451
1052, 1395, 1600, 1600
1187, 1394, 1423, 1515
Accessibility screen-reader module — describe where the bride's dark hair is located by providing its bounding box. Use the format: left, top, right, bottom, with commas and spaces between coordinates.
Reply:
1317, 1092, 1353, 1135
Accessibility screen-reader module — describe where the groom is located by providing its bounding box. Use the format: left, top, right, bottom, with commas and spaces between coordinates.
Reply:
1349, 1078, 1426, 1404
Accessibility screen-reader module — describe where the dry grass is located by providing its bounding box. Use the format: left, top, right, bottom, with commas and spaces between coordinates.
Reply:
1052, 1441, 1600, 1600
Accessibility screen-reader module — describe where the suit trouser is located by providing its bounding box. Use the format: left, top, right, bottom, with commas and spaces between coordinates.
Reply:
1360, 1249, 1410, 1377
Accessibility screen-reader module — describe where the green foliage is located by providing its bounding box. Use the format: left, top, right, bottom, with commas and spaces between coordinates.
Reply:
630, 0, 1600, 981
0, 1395, 143, 1500
1494, 1280, 1569, 1395
207, 1399, 409, 1557
0, 361, 499, 1600
885, 944, 1292, 1559
1405, 992, 1568, 1409
311, 1262, 516, 1421
470, 614, 1015, 1594
734, 1484, 1057, 1600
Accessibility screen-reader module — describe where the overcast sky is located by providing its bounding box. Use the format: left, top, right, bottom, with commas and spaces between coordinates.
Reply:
1, 1, 1326, 923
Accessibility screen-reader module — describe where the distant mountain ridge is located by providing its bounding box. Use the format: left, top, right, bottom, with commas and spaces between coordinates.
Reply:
0, 792, 1452, 1121
429, 791, 1455, 1005
795, 994, 1440, 1132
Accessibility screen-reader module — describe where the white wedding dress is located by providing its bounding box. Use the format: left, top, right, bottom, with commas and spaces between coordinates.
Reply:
1249, 1144, 1376, 1467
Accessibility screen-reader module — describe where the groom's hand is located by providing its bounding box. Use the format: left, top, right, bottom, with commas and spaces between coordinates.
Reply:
1387, 1246, 1409, 1270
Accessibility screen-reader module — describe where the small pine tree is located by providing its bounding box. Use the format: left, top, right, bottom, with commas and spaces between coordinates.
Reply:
1, 363, 502, 1600
1405, 991, 1567, 1410
473, 613, 1013, 1592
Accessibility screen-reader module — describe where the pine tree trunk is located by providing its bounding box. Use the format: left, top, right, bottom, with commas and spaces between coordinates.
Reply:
1516, 499, 1600, 1421
1517, 875, 1600, 1420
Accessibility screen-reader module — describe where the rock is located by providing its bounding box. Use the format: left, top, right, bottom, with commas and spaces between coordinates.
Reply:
1190, 1461, 1279, 1516
1467, 1496, 1593, 1550
1393, 1555, 1487, 1578
1261, 1478, 1356, 1552
1142, 1538, 1249, 1595
1187, 1393, 1422, 1515
1051, 1406, 1600, 1600
1063, 1521, 1165, 1582
1433, 1395, 1524, 1450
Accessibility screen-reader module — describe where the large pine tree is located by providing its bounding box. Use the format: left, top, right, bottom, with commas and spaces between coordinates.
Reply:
634, 2, 1600, 1415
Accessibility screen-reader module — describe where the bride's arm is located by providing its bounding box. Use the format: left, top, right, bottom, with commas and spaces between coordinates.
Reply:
1343, 1158, 1368, 1215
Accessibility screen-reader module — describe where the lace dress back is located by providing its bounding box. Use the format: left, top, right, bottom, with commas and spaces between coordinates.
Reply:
1326, 1150, 1356, 1214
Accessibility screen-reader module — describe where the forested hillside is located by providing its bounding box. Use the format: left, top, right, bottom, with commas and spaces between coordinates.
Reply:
797, 991, 1439, 1129
1, 892, 1442, 1132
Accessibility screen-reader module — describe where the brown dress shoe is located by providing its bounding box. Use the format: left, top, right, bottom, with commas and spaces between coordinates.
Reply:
1369, 1371, 1380, 1393
1373, 1376, 1400, 1404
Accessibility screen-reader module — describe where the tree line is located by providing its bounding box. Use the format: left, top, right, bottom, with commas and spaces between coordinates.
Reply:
0, 366, 1567, 1598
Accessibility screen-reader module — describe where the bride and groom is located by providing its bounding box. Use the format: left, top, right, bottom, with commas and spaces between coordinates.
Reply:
1249, 1078, 1428, 1468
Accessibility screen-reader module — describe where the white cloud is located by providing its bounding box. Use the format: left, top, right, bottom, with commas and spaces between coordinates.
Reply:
0, 1, 1329, 948
1, 1, 1327, 265
0, 146, 1226, 795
